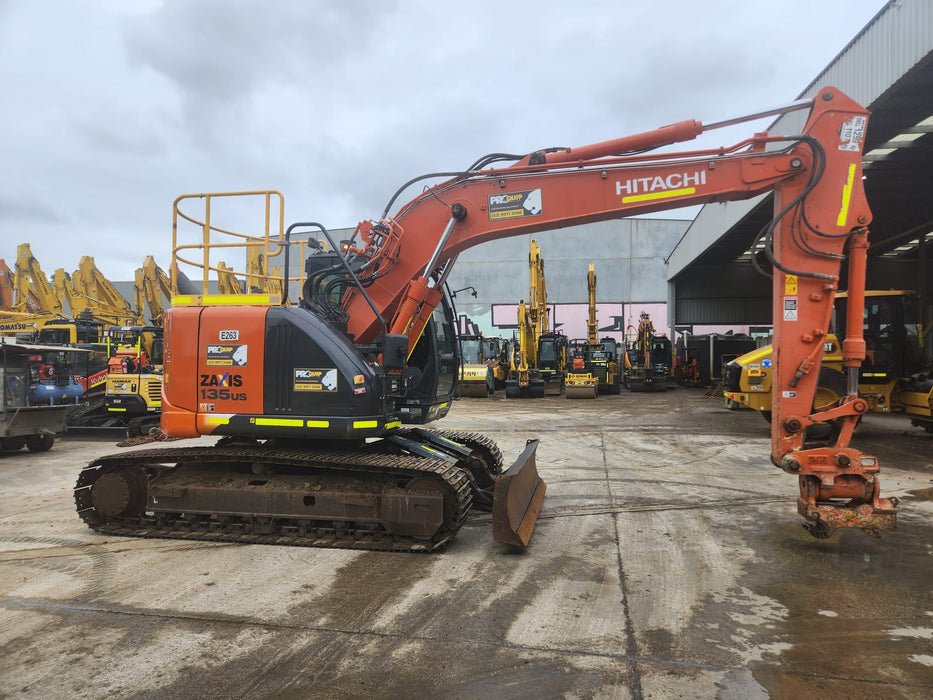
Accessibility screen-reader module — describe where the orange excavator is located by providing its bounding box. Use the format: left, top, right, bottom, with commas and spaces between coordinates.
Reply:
75, 87, 893, 550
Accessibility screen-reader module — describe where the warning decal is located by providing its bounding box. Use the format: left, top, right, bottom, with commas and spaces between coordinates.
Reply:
838, 116, 866, 152
488, 189, 543, 221
784, 297, 798, 321
294, 368, 339, 392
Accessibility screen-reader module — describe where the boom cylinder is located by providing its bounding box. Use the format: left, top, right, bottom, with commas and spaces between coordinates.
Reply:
843, 230, 869, 395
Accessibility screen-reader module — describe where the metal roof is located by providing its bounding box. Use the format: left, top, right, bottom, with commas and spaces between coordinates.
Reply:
668, 0, 933, 278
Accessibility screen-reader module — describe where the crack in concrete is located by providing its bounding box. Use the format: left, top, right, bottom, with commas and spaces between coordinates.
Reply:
601, 427, 645, 700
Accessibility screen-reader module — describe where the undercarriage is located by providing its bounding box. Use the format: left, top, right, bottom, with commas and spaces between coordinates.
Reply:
74, 430, 542, 552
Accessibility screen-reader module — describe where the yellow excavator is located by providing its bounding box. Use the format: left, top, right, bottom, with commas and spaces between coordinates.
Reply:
2, 246, 136, 340
565, 265, 600, 399
101, 324, 165, 436
506, 239, 551, 397
3, 245, 168, 433
623, 312, 673, 391
724, 290, 933, 431
96, 257, 171, 435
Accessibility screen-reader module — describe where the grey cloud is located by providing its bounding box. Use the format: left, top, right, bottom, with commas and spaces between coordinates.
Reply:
0, 0, 887, 280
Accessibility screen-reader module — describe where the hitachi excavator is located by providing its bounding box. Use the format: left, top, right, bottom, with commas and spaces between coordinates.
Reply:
75, 87, 895, 549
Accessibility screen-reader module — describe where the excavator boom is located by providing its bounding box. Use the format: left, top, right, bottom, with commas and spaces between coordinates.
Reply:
13, 244, 60, 315
331, 86, 889, 537
135, 255, 173, 325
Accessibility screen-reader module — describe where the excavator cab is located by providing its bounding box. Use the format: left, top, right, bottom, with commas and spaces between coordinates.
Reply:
836, 292, 923, 381
536, 332, 568, 395
396, 291, 461, 421
301, 242, 461, 423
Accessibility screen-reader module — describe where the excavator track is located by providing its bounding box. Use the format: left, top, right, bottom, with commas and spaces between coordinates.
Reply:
420, 429, 504, 474
400, 429, 504, 510
74, 443, 473, 552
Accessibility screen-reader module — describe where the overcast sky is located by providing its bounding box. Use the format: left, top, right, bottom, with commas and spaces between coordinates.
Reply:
0, 0, 888, 282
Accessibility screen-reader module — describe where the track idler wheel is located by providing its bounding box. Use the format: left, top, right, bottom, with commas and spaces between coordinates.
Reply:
90, 466, 148, 518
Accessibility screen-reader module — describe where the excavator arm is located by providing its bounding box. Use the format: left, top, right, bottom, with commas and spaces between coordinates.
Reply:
528, 239, 548, 340
72, 257, 140, 326
333, 86, 889, 536
53, 269, 91, 317
515, 300, 534, 387
14, 244, 61, 315
0, 259, 15, 311
587, 264, 597, 346
505, 239, 551, 398
135, 255, 174, 325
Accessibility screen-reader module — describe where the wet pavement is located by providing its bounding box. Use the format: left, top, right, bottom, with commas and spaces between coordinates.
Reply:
1, 388, 931, 699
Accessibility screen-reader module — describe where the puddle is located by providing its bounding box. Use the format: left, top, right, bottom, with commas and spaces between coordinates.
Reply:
905, 487, 933, 501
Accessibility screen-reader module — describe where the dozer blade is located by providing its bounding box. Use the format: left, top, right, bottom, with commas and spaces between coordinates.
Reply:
492, 439, 546, 546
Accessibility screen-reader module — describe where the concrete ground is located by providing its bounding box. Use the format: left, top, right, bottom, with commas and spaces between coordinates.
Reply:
1, 389, 931, 699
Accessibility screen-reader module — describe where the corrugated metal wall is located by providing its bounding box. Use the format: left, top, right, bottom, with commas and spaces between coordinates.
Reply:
797, 0, 933, 107
674, 263, 770, 324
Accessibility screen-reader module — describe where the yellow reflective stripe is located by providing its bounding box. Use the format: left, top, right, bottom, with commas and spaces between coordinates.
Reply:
256, 418, 303, 427
205, 415, 231, 425
407, 326, 427, 361
836, 163, 856, 227
353, 420, 378, 429
385, 420, 402, 429
172, 294, 280, 306
621, 187, 695, 204
741, 347, 773, 363
201, 295, 278, 305
107, 408, 127, 412
306, 420, 330, 428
